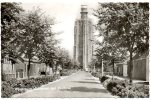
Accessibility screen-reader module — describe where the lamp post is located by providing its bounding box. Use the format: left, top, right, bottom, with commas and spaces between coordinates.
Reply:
102, 56, 104, 76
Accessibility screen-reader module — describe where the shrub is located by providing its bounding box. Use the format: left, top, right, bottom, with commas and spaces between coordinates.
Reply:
1, 74, 60, 98
99, 76, 109, 83
91, 72, 101, 77
61, 69, 77, 76
15, 76, 55, 89
107, 80, 149, 98
112, 87, 118, 95
104, 78, 149, 98
1, 82, 23, 98
91, 72, 97, 77
6, 78, 18, 87
102, 78, 111, 88
107, 81, 118, 92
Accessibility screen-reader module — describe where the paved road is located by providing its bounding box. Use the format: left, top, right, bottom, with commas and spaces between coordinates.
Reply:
12, 71, 116, 98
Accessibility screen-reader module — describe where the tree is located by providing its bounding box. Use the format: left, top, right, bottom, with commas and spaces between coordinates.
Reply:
18, 8, 55, 78
1, 2, 24, 61
37, 43, 57, 75
94, 3, 149, 83
95, 39, 127, 73
1, 3, 24, 79
55, 47, 72, 69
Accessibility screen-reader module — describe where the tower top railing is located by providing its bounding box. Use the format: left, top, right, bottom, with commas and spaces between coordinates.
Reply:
81, 5, 88, 13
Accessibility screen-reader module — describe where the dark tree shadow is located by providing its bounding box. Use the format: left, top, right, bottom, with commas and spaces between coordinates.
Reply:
71, 81, 100, 84
60, 86, 108, 93
135, 82, 149, 85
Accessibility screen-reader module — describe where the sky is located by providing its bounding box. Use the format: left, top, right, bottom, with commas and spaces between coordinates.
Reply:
19, 0, 148, 57
21, 0, 102, 57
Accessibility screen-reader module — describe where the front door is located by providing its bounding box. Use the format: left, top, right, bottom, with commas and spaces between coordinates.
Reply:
16, 69, 23, 78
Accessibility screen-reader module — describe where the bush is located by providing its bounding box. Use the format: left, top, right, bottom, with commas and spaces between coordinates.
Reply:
104, 78, 149, 98
6, 78, 18, 87
1, 82, 23, 98
99, 76, 109, 83
127, 85, 149, 98
1, 75, 59, 98
99, 76, 149, 98
107, 81, 118, 92
112, 87, 118, 95
15, 76, 55, 89
91, 72, 101, 77
119, 88, 128, 97
102, 78, 111, 88
61, 69, 77, 76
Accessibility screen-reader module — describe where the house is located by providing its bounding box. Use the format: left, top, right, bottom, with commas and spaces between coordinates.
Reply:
128, 51, 149, 81
115, 62, 128, 77
114, 51, 149, 81
1, 56, 53, 81
1, 56, 17, 80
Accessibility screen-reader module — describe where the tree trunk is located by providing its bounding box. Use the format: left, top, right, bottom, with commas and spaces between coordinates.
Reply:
27, 58, 31, 79
1, 62, 4, 81
112, 58, 114, 80
101, 57, 104, 77
52, 61, 56, 74
11, 62, 14, 78
45, 63, 48, 76
129, 51, 133, 84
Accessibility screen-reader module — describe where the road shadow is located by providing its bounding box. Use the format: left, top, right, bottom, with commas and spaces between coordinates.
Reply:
60, 86, 108, 93
71, 81, 100, 84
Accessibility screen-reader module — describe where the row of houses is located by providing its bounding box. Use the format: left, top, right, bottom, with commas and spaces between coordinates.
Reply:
1, 56, 54, 81
114, 51, 149, 81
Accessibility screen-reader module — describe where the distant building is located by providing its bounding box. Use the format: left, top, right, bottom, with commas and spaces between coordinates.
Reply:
73, 5, 93, 71
115, 62, 128, 77
1, 56, 53, 81
114, 51, 149, 81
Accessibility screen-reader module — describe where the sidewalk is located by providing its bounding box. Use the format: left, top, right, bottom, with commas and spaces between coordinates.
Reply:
12, 71, 119, 98
12, 73, 76, 98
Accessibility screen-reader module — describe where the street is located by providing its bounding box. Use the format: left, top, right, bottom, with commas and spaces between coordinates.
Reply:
12, 71, 116, 98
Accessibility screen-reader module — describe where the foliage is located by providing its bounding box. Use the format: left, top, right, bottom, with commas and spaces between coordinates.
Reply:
1, 82, 24, 98
15, 76, 54, 88
99, 76, 109, 83
6, 78, 18, 87
100, 77, 149, 98
1, 75, 60, 98
1, 2, 24, 61
16, 8, 56, 78
1, 3, 57, 78
60, 69, 78, 76
107, 81, 118, 92
94, 3, 149, 83
91, 72, 101, 77
56, 47, 73, 69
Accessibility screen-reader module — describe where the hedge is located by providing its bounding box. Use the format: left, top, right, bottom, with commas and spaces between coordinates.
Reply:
99, 76, 149, 98
1, 75, 60, 98
61, 69, 77, 76
91, 72, 101, 78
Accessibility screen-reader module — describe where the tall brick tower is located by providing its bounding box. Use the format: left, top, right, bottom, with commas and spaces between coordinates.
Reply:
74, 5, 93, 71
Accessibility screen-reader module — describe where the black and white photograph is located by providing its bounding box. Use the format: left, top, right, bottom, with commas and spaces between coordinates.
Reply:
0, 0, 150, 98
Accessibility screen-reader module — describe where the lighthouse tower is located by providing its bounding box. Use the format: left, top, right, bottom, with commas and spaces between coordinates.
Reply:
73, 5, 93, 71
